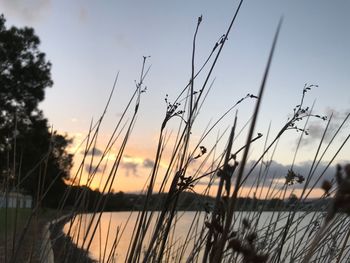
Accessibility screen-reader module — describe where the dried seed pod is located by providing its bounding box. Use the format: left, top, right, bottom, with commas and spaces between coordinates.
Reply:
242, 218, 250, 229
321, 180, 332, 195
246, 232, 258, 245
228, 238, 242, 252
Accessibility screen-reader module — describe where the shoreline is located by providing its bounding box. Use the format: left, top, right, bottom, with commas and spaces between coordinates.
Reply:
48, 214, 96, 263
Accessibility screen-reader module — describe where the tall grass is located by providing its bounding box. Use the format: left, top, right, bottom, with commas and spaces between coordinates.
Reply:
1, 1, 350, 262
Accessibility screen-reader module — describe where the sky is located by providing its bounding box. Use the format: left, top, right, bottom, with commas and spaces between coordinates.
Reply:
1, 0, 349, 196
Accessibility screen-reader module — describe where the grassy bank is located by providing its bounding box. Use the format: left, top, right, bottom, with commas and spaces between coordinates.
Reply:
0, 208, 32, 237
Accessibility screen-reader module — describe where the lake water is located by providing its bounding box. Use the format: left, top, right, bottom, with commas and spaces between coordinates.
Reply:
63, 211, 350, 262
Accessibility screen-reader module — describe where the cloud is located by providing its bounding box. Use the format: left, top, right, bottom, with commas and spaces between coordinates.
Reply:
143, 158, 155, 168
1, 0, 51, 23
121, 161, 139, 177
85, 164, 102, 173
81, 147, 103, 156
300, 107, 349, 147
195, 160, 338, 192
121, 155, 140, 177
120, 156, 155, 177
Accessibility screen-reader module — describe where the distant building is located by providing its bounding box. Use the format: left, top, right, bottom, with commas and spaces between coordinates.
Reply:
0, 192, 32, 208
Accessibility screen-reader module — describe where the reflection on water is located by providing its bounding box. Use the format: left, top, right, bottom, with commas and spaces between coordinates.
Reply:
63, 211, 350, 262
64, 211, 206, 262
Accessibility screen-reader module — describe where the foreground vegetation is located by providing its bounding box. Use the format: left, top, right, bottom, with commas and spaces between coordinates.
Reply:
1, 2, 350, 263
0, 208, 31, 236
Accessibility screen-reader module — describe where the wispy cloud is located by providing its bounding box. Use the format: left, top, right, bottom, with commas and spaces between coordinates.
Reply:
121, 161, 139, 177
84, 164, 103, 173
143, 158, 155, 168
81, 147, 103, 156
301, 107, 349, 147
121, 155, 155, 177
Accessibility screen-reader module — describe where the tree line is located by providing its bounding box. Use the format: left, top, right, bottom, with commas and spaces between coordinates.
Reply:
0, 14, 72, 207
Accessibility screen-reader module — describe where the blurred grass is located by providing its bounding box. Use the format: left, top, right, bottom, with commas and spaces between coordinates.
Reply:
0, 208, 32, 237
0, 208, 58, 238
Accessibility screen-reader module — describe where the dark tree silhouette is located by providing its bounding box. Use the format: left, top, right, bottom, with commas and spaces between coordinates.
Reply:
0, 14, 72, 207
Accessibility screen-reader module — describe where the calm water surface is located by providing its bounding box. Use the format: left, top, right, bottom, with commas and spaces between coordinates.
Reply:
63, 211, 350, 262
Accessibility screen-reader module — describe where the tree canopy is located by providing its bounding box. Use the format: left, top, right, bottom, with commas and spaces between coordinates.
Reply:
0, 14, 72, 207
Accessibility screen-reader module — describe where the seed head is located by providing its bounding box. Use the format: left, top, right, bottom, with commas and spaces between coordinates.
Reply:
228, 238, 242, 252
242, 218, 250, 229
321, 180, 332, 195
246, 232, 258, 245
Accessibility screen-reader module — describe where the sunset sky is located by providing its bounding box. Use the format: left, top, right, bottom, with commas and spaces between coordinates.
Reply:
1, 0, 349, 196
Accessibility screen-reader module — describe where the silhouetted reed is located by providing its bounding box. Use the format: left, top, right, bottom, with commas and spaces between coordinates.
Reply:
2, 1, 350, 262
